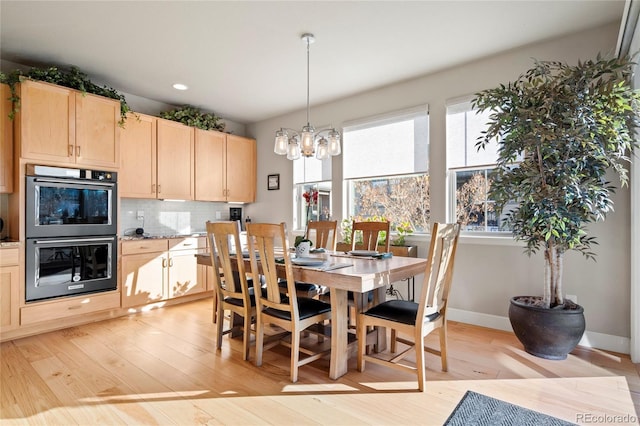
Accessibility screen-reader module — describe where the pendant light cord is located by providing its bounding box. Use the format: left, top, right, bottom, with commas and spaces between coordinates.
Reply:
306, 36, 311, 126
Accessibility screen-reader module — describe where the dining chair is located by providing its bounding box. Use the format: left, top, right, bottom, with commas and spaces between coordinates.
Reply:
356, 222, 461, 391
350, 220, 390, 252
246, 222, 332, 383
349, 220, 391, 320
289, 220, 338, 299
305, 220, 338, 250
206, 220, 257, 361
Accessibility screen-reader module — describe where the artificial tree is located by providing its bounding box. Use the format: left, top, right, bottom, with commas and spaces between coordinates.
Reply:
473, 54, 640, 310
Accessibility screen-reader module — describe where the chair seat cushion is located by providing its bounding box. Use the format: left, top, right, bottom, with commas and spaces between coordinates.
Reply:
279, 280, 325, 295
264, 297, 331, 321
364, 299, 440, 325
224, 285, 268, 307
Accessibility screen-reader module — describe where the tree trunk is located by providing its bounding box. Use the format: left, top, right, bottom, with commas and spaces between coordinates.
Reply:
543, 242, 564, 308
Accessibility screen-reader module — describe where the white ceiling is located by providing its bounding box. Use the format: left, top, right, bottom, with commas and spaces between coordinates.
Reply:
0, 1, 626, 124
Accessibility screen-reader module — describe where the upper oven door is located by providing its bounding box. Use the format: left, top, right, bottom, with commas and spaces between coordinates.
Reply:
26, 176, 117, 238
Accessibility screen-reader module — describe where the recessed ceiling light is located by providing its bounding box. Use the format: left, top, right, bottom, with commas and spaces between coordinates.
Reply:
172, 83, 188, 91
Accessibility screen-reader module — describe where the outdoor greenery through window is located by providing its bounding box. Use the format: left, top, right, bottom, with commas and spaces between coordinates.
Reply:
294, 156, 332, 230
446, 98, 513, 233
343, 106, 429, 233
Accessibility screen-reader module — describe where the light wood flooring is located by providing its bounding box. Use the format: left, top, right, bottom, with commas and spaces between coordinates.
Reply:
1, 297, 638, 425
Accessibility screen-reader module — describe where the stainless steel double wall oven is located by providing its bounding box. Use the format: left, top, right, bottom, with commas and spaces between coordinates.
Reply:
25, 165, 118, 302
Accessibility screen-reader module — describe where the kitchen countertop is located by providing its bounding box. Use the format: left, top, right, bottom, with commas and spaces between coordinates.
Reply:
120, 233, 206, 241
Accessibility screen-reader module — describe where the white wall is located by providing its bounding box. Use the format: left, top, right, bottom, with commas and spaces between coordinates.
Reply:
246, 22, 632, 345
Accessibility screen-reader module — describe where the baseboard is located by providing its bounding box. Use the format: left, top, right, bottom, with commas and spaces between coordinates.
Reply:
447, 308, 631, 355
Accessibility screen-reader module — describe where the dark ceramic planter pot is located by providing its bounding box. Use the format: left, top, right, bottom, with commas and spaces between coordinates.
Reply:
508, 296, 585, 360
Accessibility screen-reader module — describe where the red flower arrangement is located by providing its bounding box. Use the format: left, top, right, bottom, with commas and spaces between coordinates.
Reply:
302, 189, 318, 206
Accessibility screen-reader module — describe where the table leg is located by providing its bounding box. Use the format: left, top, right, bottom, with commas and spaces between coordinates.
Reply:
374, 287, 387, 352
329, 288, 348, 379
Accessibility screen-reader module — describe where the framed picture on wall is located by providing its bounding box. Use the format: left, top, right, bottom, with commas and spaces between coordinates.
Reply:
268, 174, 280, 190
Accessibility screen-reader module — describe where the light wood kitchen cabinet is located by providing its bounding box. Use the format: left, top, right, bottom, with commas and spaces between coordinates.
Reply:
16, 79, 120, 169
195, 130, 256, 202
121, 239, 168, 308
121, 237, 206, 308
167, 237, 207, 298
0, 84, 13, 193
157, 118, 194, 200
0, 247, 20, 331
119, 112, 157, 198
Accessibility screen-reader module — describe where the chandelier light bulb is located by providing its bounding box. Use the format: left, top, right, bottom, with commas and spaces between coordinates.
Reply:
286, 138, 301, 160
274, 130, 288, 155
315, 138, 329, 160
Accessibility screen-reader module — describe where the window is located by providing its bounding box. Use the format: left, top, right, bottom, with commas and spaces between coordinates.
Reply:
343, 106, 429, 232
293, 156, 332, 230
446, 98, 512, 233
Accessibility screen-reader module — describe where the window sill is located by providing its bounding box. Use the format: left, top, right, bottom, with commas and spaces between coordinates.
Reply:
405, 232, 520, 247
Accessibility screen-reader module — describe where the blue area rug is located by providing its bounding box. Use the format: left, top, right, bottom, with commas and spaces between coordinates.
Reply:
444, 390, 577, 425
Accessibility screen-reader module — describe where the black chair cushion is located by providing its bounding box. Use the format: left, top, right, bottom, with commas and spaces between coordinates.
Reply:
279, 279, 324, 295
223, 285, 268, 308
364, 299, 440, 325
224, 295, 256, 307
263, 297, 331, 321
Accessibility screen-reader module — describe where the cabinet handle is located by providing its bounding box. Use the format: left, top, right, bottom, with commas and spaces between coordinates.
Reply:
68, 145, 74, 156
162, 258, 167, 268
67, 305, 82, 310
152, 184, 156, 193
158, 185, 161, 194
76, 146, 81, 157
169, 258, 174, 267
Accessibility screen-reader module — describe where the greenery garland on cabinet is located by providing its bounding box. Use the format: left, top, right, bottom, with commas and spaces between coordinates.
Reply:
159, 105, 225, 132
0, 66, 131, 124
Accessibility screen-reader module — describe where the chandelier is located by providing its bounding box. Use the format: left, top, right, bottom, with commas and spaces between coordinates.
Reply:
273, 33, 341, 160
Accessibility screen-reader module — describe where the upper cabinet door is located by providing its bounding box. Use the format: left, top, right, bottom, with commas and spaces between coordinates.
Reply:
0, 84, 13, 193
74, 92, 120, 168
17, 79, 120, 169
120, 113, 157, 198
194, 129, 226, 202
157, 119, 194, 200
18, 80, 75, 164
226, 135, 256, 203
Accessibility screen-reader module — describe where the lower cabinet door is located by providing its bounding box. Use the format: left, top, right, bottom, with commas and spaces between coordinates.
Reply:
122, 252, 167, 308
168, 250, 206, 298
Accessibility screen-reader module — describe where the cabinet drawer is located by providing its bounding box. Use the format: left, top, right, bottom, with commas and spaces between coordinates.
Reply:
169, 237, 204, 251
121, 239, 168, 255
0, 248, 19, 266
21, 291, 121, 325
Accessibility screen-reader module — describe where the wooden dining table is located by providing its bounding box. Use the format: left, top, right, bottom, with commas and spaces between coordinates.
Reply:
196, 251, 427, 379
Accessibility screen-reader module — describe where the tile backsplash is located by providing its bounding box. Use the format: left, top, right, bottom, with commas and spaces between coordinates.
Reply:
120, 199, 233, 236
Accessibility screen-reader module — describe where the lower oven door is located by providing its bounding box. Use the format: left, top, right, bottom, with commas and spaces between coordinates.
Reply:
26, 236, 118, 302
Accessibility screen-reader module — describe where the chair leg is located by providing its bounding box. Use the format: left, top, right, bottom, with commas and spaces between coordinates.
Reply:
390, 329, 397, 353
415, 330, 426, 392
290, 329, 300, 383
216, 305, 225, 351
212, 292, 218, 323
242, 313, 251, 361
356, 314, 366, 372
255, 317, 264, 367
440, 323, 448, 372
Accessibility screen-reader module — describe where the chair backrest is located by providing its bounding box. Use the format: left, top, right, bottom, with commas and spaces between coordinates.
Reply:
305, 220, 338, 250
351, 220, 391, 252
206, 220, 252, 305
417, 222, 461, 320
246, 222, 299, 318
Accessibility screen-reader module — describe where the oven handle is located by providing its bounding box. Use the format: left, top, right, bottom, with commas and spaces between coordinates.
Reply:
34, 237, 116, 244
33, 177, 116, 187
